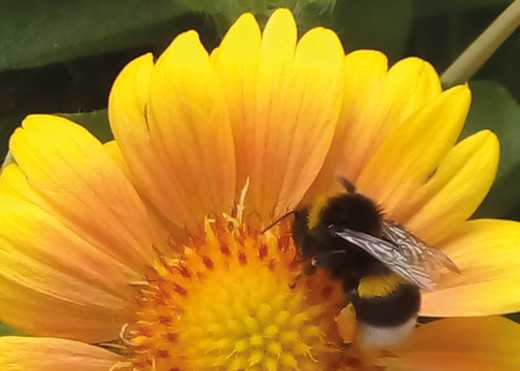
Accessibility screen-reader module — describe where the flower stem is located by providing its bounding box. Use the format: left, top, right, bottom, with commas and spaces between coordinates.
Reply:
441, 0, 520, 87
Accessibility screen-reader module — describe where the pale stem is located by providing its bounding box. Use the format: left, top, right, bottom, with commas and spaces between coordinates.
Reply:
441, 0, 520, 87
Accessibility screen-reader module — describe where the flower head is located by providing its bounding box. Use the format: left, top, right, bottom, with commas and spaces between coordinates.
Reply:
1, 8, 520, 371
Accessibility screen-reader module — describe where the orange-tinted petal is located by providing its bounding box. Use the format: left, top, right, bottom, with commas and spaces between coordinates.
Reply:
421, 219, 520, 317
147, 30, 236, 229
109, 53, 186, 235
211, 12, 262, 210
401, 130, 499, 243
303, 50, 388, 201
0, 337, 125, 371
102, 140, 132, 179
103, 140, 184, 253
215, 9, 345, 221
272, 27, 345, 218
0, 194, 135, 342
8, 114, 154, 273
381, 317, 520, 370
306, 56, 443, 202
357, 85, 471, 216
344, 56, 441, 182
230, 8, 299, 220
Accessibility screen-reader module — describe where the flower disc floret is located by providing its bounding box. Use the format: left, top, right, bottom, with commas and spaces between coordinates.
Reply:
122, 218, 345, 370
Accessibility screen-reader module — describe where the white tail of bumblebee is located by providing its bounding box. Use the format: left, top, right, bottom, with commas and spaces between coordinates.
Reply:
356, 316, 417, 349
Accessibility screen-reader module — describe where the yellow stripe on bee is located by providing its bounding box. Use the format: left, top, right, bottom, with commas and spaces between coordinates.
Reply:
358, 274, 407, 299
307, 194, 331, 230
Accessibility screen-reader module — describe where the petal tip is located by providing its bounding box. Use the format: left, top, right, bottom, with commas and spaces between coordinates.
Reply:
298, 27, 344, 58
234, 11, 256, 25
448, 83, 472, 102
264, 7, 296, 35
270, 8, 295, 21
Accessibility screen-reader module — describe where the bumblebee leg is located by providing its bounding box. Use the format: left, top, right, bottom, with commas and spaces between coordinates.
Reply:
312, 249, 347, 268
302, 260, 317, 275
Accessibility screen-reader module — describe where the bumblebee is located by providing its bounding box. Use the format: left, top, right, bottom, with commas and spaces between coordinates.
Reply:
292, 177, 459, 348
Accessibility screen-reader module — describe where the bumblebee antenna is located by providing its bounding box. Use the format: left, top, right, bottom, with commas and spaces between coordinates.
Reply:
336, 174, 358, 194
261, 210, 296, 234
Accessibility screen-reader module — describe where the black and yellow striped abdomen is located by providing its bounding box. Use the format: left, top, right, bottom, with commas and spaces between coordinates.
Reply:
352, 273, 420, 327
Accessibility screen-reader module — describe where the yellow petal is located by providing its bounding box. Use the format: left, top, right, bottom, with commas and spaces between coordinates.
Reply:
230, 9, 343, 221
109, 53, 188, 233
303, 50, 388, 201
421, 219, 520, 317
102, 140, 132, 179
103, 140, 185, 253
306, 56, 443, 203
357, 85, 471, 215
345, 56, 442, 182
147, 30, 236, 229
0, 163, 25, 196
8, 114, 154, 272
272, 27, 345, 218
211, 11, 261, 211
0, 337, 125, 371
401, 130, 499, 243
0, 194, 135, 342
382, 317, 520, 370
214, 9, 345, 222
221, 8, 297, 221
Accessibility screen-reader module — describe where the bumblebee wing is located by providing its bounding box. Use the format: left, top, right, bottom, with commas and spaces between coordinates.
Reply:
381, 220, 460, 275
332, 227, 442, 291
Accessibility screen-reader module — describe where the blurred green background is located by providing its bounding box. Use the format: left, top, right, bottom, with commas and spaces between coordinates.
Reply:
0, 0, 519, 329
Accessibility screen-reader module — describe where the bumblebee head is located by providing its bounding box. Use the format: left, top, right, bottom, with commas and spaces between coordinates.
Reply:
318, 193, 383, 237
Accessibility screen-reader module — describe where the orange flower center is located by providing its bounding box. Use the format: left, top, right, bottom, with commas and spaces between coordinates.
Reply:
119, 217, 347, 370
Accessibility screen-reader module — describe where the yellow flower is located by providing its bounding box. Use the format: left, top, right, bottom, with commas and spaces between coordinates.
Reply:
0, 8, 520, 371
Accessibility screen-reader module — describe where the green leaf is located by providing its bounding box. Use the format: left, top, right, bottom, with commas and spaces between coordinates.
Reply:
1, 151, 14, 173
289, 0, 337, 32
506, 312, 520, 324
413, 0, 512, 18
59, 110, 112, 143
0, 0, 189, 70
0, 323, 24, 336
175, 0, 291, 29
332, 0, 413, 62
461, 81, 520, 218
173, 0, 337, 37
